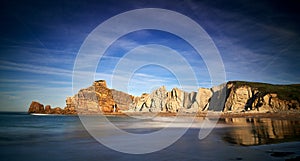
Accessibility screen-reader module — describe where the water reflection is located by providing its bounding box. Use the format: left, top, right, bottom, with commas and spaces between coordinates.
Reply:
221, 118, 300, 146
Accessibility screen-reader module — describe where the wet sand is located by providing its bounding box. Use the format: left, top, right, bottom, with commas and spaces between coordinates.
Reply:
1, 112, 300, 161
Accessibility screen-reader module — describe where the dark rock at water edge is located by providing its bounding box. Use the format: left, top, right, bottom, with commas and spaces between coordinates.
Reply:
28, 101, 76, 115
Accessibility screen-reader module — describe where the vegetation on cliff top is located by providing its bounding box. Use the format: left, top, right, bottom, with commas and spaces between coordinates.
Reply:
228, 81, 300, 101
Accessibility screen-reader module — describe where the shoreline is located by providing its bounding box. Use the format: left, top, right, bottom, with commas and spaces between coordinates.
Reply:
26, 110, 300, 119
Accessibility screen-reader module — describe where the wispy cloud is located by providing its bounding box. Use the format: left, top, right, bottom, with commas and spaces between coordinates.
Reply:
0, 78, 72, 86
0, 60, 72, 77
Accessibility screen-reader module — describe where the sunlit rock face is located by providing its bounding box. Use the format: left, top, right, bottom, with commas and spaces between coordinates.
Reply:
27, 80, 300, 114
195, 88, 213, 111
28, 101, 76, 114
222, 118, 300, 146
131, 86, 213, 113
149, 86, 168, 112
94, 80, 116, 113
70, 80, 133, 114
111, 89, 134, 112
166, 88, 183, 113
28, 101, 44, 113
72, 86, 100, 114
224, 82, 300, 113
134, 93, 151, 112
225, 86, 253, 112
129, 81, 300, 113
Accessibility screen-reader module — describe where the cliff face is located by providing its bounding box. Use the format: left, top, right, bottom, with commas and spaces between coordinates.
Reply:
111, 89, 134, 111
130, 81, 300, 113
224, 82, 300, 113
130, 86, 213, 113
69, 80, 133, 114
28, 80, 300, 114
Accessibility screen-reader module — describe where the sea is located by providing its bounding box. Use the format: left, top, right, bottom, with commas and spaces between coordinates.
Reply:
1, 112, 300, 161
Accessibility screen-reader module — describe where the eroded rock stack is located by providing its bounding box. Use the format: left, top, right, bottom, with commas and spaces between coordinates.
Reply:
67, 80, 134, 114
28, 101, 76, 114
28, 101, 45, 113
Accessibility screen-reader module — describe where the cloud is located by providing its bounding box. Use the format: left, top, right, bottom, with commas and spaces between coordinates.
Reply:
0, 60, 72, 77
0, 78, 72, 86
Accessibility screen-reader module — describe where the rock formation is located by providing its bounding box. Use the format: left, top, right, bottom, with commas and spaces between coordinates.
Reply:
129, 81, 299, 113
67, 80, 134, 114
224, 81, 300, 113
130, 86, 214, 113
28, 101, 45, 113
28, 101, 76, 114
28, 80, 300, 114
111, 89, 134, 112
166, 88, 183, 112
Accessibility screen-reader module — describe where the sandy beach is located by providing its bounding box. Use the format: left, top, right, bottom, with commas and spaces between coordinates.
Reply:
1, 112, 300, 161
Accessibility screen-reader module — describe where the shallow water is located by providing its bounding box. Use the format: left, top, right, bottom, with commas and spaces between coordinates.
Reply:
219, 117, 300, 146
1, 112, 300, 161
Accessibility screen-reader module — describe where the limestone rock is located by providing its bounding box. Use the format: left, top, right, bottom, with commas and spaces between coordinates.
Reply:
45, 105, 52, 114
28, 101, 71, 114
196, 88, 213, 111
94, 81, 116, 113
73, 86, 100, 114
28, 101, 44, 113
207, 83, 227, 111
71, 80, 117, 114
52, 107, 63, 114
111, 89, 134, 111
224, 82, 300, 113
225, 85, 253, 112
149, 86, 168, 112
134, 93, 150, 112
30, 80, 300, 115
165, 88, 182, 112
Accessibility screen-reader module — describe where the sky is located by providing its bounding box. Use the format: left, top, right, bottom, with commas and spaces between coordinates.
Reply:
0, 0, 299, 111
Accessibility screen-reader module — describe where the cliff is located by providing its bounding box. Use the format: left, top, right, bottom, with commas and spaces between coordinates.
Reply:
130, 86, 213, 113
28, 80, 300, 114
67, 80, 134, 114
224, 81, 300, 113
128, 81, 300, 113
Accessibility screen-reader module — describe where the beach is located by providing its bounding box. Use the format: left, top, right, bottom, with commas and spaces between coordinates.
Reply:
1, 112, 300, 161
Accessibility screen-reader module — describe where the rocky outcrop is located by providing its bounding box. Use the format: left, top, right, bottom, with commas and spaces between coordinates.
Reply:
224, 85, 254, 112
129, 81, 300, 113
28, 101, 45, 113
111, 89, 134, 112
149, 86, 168, 112
67, 80, 134, 114
196, 88, 213, 111
224, 82, 300, 113
28, 101, 76, 114
94, 80, 116, 113
71, 86, 100, 114
130, 86, 213, 113
70, 80, 117, 114
29, 80, 300, 114
166, 88, 183, 112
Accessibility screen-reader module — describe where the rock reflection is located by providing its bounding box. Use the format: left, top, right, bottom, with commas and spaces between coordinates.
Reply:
221, 118, 300, 146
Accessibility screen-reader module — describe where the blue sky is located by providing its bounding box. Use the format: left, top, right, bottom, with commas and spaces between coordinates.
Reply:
0, 0, 299, 111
